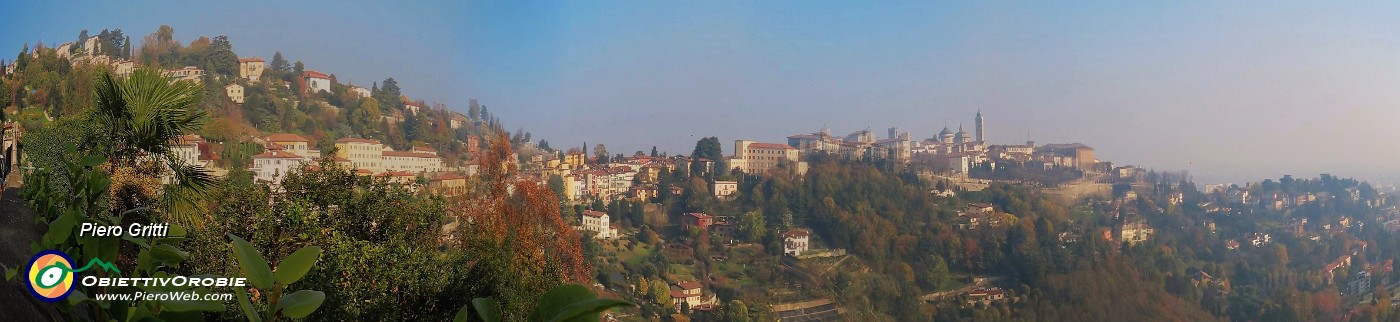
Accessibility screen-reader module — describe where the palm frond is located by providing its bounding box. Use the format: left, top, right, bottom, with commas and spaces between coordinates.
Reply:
160, 153, 217, 227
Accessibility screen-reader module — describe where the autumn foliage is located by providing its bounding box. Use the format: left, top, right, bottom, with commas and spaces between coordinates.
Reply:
450, 133, 590, 283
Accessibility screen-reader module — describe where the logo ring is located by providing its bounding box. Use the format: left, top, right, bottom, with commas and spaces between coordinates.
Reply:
26, 249, 76, 303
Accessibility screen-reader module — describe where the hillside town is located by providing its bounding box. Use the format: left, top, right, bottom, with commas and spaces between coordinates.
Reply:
2, 24, 1398, 322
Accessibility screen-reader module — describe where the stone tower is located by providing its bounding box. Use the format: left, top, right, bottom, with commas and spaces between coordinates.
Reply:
975, 110, 985, 143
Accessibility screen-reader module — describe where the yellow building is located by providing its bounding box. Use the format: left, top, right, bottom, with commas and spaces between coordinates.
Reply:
267, 133, 318, 159
732, 140, 807, 175
429, 173, 468, 196
335, 138, 385, 172
238, 58, 265, 81
225, 83, 244, 104
563, 153, 587, 167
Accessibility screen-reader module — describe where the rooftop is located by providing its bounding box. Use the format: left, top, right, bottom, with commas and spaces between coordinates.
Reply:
303, 70, 330, 79
252, 150, 304, 159
336, 137, 382, 144
747, 142, 795, 150
782, 229, 811, 238
267, 133, 311, 143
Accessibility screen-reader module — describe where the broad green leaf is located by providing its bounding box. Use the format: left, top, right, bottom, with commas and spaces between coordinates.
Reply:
65, 289, 89, 306
546, 298, 633, 322
4, 267, 16, 280
136, 250, 154, 273
79, 155, 105, 167
167, 225, 187, 237
228, 234, 273, 289
150, 244, 189, 266
274, 246, 322, 285
532, 284, 596, 321
154, 237, 189, 246
454, 305, 472, 322
48, 211, 77, 243
472, 298, 503, 322
235, 288, 261, 322
275, 290, 325, 319
121, 235, 152, 249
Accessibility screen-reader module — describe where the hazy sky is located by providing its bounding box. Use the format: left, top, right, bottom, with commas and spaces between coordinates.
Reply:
6, 2, 1400, 184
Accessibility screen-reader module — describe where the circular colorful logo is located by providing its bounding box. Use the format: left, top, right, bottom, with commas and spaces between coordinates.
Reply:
27, 250, 76, 303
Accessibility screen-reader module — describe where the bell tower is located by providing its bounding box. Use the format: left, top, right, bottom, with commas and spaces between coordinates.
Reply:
975, 110, 985, 143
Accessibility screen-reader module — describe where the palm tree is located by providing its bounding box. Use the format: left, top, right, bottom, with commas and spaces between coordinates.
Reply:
91, 68, 214, 225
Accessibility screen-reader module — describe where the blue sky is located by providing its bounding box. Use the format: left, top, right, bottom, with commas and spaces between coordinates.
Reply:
6, 1, 1400, 184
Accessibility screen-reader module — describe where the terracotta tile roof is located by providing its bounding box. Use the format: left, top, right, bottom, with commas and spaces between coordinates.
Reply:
335, 137, 381, 144
685, 213, 713, 220
267, 133, 311, 143
676, 281, 702, 290
382, 151, 439, 158
303, 70, 330, 79
782, 229, 810, 239
431, 173, 466, 181
252, 150, 304, 159
582, 210, 607, 218
375, 171, 416, 178
173, 134, 203, 145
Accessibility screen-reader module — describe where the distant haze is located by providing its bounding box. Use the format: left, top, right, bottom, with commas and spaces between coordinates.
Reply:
6, 1, 1399, 185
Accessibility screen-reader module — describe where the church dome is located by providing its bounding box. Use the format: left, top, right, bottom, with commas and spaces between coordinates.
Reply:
938, 127, 953, 136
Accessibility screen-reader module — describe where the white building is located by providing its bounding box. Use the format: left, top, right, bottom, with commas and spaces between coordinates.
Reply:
581, 210, 618, 239
302, 70, 332, 93
250, 150, 310, 186
266, 133, 319, 159
382, 150, 443, 173
349, 86, 371, 98
782, 229, 811, 256
404, 101, 423, 115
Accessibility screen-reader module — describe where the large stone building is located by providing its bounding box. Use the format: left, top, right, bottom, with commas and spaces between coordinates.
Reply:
238, 57, 265, 81
334, 138, 385, 172
1035, 143, 1097, 170
333, 138, 443, 174
383, 150, 443, 173
729, 140, 806, 175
